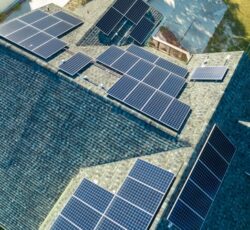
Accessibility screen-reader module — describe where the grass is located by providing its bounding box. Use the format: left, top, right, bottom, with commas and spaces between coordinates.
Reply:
206, 0, 250, 52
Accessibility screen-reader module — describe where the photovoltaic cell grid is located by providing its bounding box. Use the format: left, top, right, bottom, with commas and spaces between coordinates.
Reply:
190, 66, 228, 81
167, 124, 236, 230
51, 159, 175, 230
95, 0, 152, 43
0, 10, 83, 59
59, 52, 92, 76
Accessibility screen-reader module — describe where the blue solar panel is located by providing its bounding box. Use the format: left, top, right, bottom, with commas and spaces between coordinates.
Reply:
190, 66, 228, 81
208, 126, 236, 163
108, 75, 139, 100
32, 38, 66, 59
113, 0, 136, 14
59, 52, 92, 76
19, 32, 53, 51
32, 15, 60, 30
199, 143, 228, 180
96, 217, 124, 230
19, 10, 48, 24
142, 91, 173, 119
125, 0, 149, 24
118, 177, 163, 214
179, 180, 212, 218
105, 197, 152, 230
96, 46, 125, 66
168, 200, 204, 230
143, 67, 170, 88
62, 197, 101, 230
0, 20, 27, 37
191, 161, 221, 199
127, 44, 158, 63
168, 125, 236, 230
96, 7, 123, 35
127, 59, 154, 80
74, 179, 114, 213
44, 21, 74, 37
51, 215, 79, 230
130, 17, 155, 44
129, 159, 175, 193
155, 58, 188, 78
111, 52, 140, 73
53, 11, 83, 26
124, 83, 155, 110
6, 26, 39, 44
160, 99, 190, 132
159, 73, 186, 97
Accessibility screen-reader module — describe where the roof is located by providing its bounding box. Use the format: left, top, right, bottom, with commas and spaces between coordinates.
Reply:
0, 3, 249, 230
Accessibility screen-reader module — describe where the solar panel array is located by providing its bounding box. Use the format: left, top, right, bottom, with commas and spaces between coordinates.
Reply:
190, 66, 228, 81
168, 125, 236, 230
96, 0, 154, 44
97, 45, 190, 132
59, 52, 92, 76
0, 10, 83, 59
51, 159, 175, 230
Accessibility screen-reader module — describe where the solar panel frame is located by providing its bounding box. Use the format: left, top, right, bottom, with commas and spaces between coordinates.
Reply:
96, 7, 124, 35
32, 38, 67, 59
51, 215, 81, 230
129, 17, 155, 44
96, 217, 125, 230
167, 124, 237, 230
127, 59, 154, 80
44, 21, 74, 37
59, 52, 92, 76
31, 15, 60, 30
125, 0, 149, 24
190, 66, 228, 81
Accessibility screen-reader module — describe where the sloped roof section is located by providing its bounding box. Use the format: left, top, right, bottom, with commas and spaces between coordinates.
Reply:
0, 45, 183, 230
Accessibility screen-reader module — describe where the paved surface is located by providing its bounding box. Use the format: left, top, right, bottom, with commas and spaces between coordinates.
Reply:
150, 0, 227, 53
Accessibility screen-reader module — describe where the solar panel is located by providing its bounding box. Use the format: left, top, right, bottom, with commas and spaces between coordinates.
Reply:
159, 73, 186, 97
127, 44, 158, 63
62, 197, 102, 230
53, 11, 83, 26
96, 46, 125, 66
19, 32, 53, 50
168, 125, 236, 230
105, 196, 152, 230
113, 0, 136, 14
0, 20, 27, 37
160, 98, 191, 131
44, 21, 74, 37
111, 52, 140, 73
74, 179, 114, 213
129, 159, 175, 193
118, 177, 163, 214
32, 15, 60, 30
124, 83, 155, 110
19, 10, 48, 24
155, 58, 188, 78
142, 67, 170, 88
51, 216, 80, 230
96, 7, 123, 35
208, 125, 235, 162
130, 17, 155, 44
96, 218, 124, 230
142, 91, 173, 120
190, 66, 228, 81
125, 0, 149, 24
127, 59, 154, 80
6, 26, 39, 44
59, 52, 92, 76
32, 38, 66, 59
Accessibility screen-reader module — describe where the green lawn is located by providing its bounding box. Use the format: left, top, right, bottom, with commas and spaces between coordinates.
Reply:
206, 0, 250, 52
